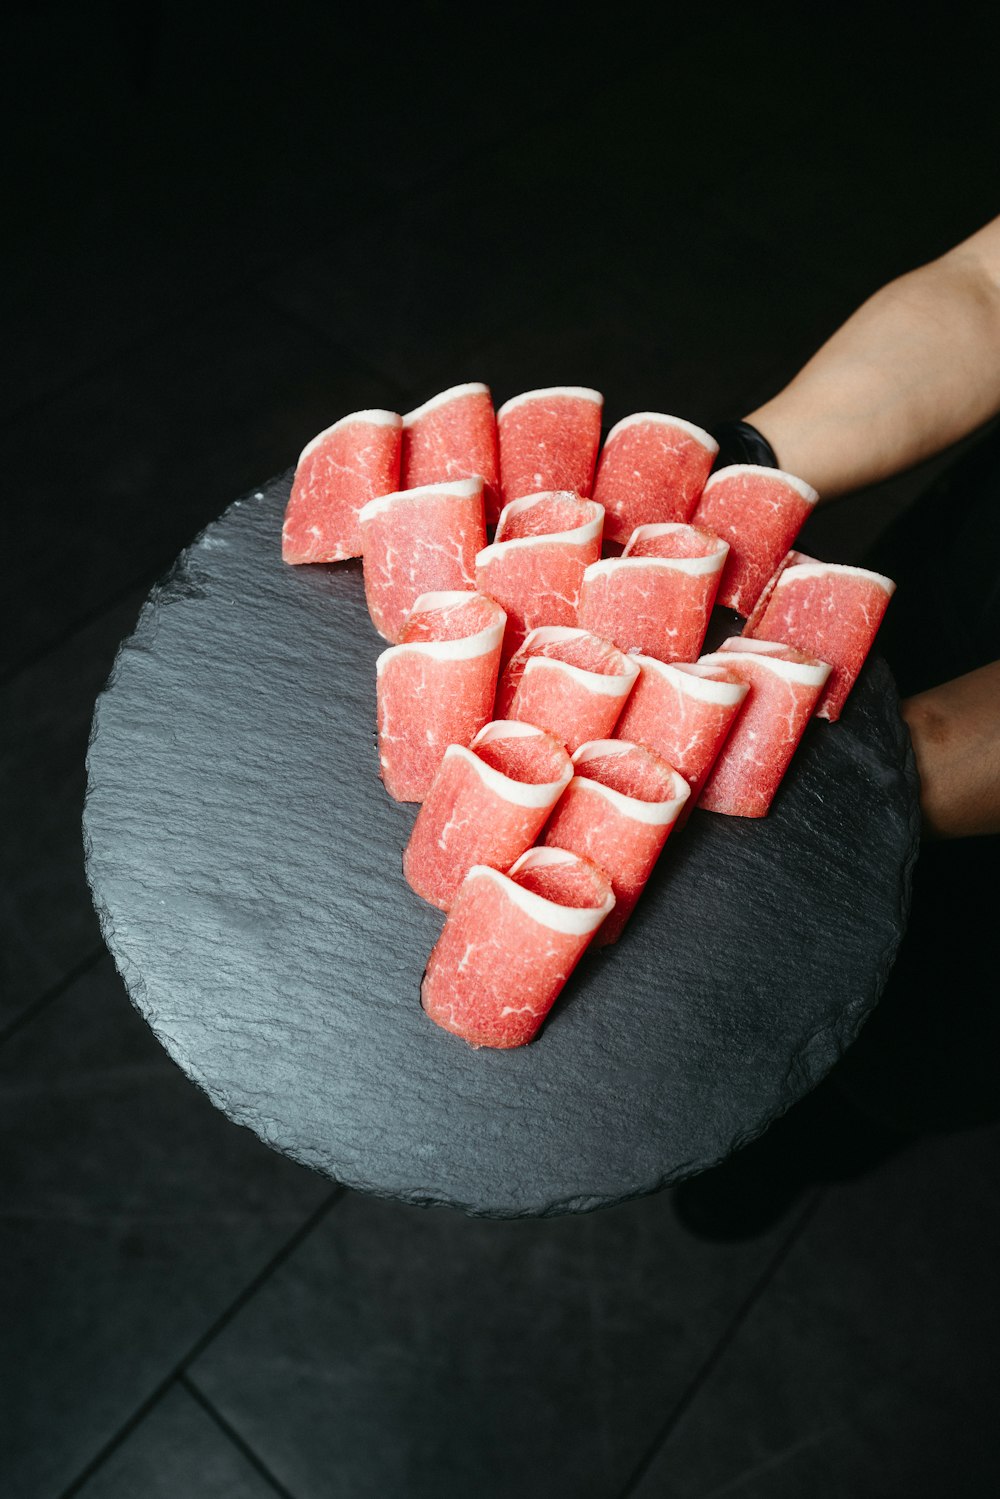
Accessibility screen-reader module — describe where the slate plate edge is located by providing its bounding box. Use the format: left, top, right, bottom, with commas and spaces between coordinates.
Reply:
82, 478, 922, 1218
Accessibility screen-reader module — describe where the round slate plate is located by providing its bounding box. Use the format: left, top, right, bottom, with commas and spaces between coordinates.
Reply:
84, 474, 920, 1218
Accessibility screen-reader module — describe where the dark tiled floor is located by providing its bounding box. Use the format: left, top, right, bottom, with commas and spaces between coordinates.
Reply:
186, 1188, 808, 1499
6, 6, 1000, 1497
634, 1127, 1000, 1499
1, 591, 148, 1030
73, 1383, 281, 1499
2, 957, 330, 1498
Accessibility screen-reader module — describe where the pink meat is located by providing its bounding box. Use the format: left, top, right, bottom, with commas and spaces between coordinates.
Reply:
692, 465, 819, 615
358, 477, 487, 642
697, 639, 832, 817
496, 626, 639, 753
497, 387, 603, 505
494, 492, 598, 541
376, 591, 507, 802
282, 410, 402, 564
475, 491, 604, 660
614, 658, 749, 800
743, 556, 896, 721
543, 740, 688, 944
593, 413, 718, 544
403, 721, 572, 911
495, 628, 626, 714
741, 549, 812, 635
401, 383, 501, 524
578, 524, 728, 662
421, 847, 615, 1048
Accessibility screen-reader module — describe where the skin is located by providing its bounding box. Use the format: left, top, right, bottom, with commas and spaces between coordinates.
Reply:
900, 662, 1000, 840
743, 215, 1000, 839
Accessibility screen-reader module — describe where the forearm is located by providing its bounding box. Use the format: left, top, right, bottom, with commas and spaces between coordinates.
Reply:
746, 220, 1000, 499
901, 660, 1000, 839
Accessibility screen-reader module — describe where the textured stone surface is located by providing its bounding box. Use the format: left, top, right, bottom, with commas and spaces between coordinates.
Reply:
84, 474, 919, 1218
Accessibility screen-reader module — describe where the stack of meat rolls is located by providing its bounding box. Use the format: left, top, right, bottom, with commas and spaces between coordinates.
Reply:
281, 385, 896, 1049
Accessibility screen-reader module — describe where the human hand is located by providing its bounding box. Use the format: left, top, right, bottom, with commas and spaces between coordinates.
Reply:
901, 659, 1000, 839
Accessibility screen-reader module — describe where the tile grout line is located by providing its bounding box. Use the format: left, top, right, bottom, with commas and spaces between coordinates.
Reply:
179, 1372, 298, 1499
57, 1188, 345, 1499
0, 945, 107, 1049
615, 1189, 826, 1499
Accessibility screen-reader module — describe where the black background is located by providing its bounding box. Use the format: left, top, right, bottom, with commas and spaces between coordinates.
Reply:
4, 3, 1000, 1496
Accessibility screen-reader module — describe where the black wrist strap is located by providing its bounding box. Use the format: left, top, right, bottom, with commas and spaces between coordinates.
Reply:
711, 419, 778, 472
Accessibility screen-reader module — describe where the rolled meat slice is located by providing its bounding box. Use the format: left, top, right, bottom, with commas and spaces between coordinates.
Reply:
495, 626, 639, 753
282, 409, 402, 564
742, 554, 896, 721
741, 548, 812, 635
697, 639, 832, 817
358, 477, 487, 642
403, 720, 573, 911
592, 412, 718, 544
497, 387, 603, 505
421, 846, 615, 1049
692, 464, 819, 615
543, 739, 689, 945
613, 657, 749, 803
401, 382, 501, 524
475, 490, 604, 661
376, 591, 507, 803
578, 523, 729, 663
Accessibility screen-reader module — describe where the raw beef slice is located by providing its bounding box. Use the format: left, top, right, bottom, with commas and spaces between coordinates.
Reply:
593, 412, 718, 544
282, 409, 402, 563
421, 846, 615, 1048
401, 382, 501, 524
697, 639, 831, 817
358, 477, 487, 642
497, 387, 603, 505
578, 523, 728, 662
543, 739, 689, 944
376, 591, 507, 802
614, 657, 749, 801
742, 555, 896, 721
476, 490, 604, 660
496, 626, 639, 753
403, 720, 573, 910
692, 464, 819, 615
